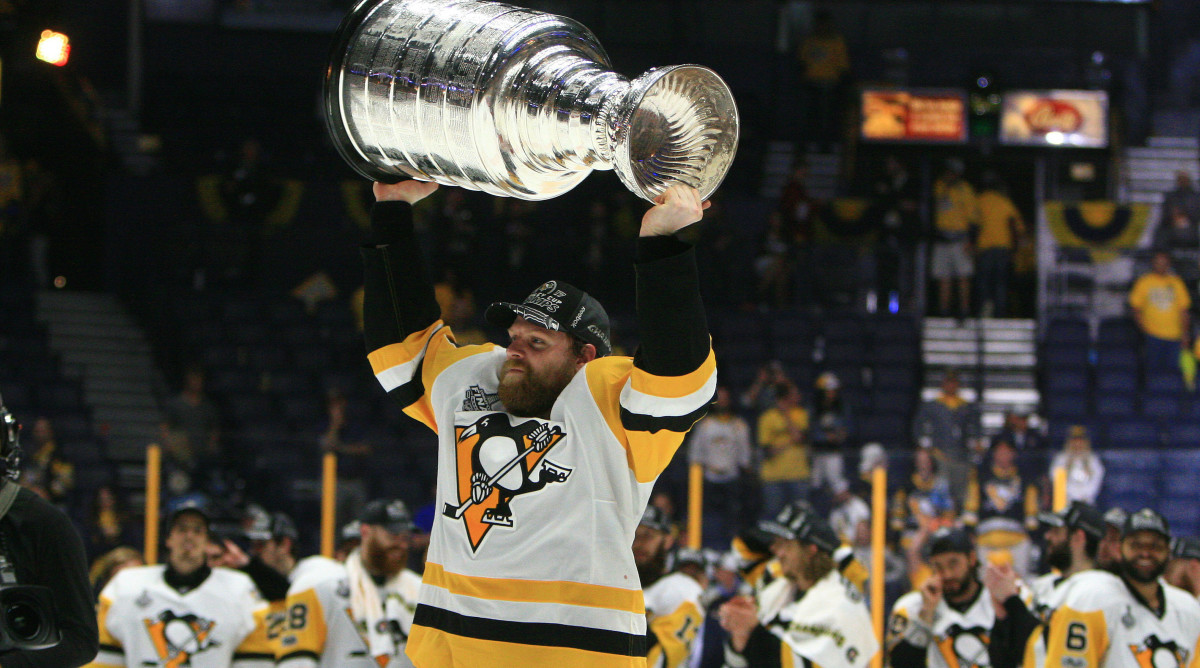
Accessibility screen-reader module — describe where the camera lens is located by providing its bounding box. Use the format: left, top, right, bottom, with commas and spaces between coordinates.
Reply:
6, 600, 43, 641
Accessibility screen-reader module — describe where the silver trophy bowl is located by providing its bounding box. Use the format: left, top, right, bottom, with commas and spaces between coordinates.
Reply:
325, 0, 739, 201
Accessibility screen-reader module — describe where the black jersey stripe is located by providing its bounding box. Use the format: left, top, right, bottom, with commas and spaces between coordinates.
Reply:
413, 604, 648, 657
619, 394, 714, 434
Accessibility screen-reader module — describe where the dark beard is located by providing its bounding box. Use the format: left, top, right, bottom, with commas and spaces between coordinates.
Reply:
636, 549, 667, 588
1121, 556, 1167, 584
943, 572, 978, 605
1046, 540, 1072, 572
362, 541, 406, 579
498, 359, 576, 417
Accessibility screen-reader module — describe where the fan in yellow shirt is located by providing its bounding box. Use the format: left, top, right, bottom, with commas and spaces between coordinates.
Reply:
756, 383, 811, 519
1129, 250, 1191, 370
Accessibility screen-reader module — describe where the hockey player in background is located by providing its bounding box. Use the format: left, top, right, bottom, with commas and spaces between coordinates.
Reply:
887, 528, 994, 668
1040, 508, 1200, 668
275, 499, 421, 668
635, 506, 704, 668
361, 180, 714, 666
89, 500, 273, 668
718, 501, 878, 668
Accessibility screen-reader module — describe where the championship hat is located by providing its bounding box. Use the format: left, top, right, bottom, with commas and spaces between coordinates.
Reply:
759, 501, 840, 553
360, 499, 416, 534
486, 280, 612, 357
1122, 508, 1171, 540
1037, 501, 1107, 540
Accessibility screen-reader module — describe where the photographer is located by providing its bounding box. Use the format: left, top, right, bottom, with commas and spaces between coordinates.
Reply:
0, 394, 98, 667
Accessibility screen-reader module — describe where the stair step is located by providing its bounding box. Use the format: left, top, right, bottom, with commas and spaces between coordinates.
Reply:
1148, 136, 1200, 149
37, 290, 120, 311
920, 387, 1040, 405
924, 352, 1038, 367
50, 335, 150, 355
923, 340, 1035, 354
1126, 147, 1200, 161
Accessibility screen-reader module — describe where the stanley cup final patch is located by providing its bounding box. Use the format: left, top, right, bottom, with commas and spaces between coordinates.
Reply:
444, 413, 572, 552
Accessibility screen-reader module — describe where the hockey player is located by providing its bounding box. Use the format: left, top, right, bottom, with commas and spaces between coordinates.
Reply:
89, 499, 273, 668
636, 506, 704, 668
887, 527, 993, 668
1042, 508, 1200, 668
986, 501, 1107, 668
718, 501, 879, 668
276, 499, 421, 668
362, 180, 714, 666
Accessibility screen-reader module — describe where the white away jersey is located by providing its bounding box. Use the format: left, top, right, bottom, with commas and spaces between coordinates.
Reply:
888, 583, 995, 668
369, 321, 716, 667
749, 569, 879, 668
644, 572, 704, 668
276, 560, 420, 668
1044, 569, 1200, 668
90, 565, 272, 668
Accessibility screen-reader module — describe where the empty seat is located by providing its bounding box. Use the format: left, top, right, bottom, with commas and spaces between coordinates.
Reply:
1095, 348, 1138, 371
823, 341, 866, 365
208, 369, 260, 395
1099, 448, 1162, 473
873, 367, 916, 392
871, 316, 919, 344
1042, 345, 1089, 370
857, 414, 909, 444
1105, 419, 1161, 449
1093, 392, 1136, 419
871, 390, 914, 416
872, 342, 919, 367
1044, 369, 1088, 394
1145, 370, 1185, 394
1044, 317, 1090, 347
1141, 394, 1182, 422
1097, 317, 1141, 347
1045, 394, 1088, 421
714, 338, 768, 364
822, 318, 866, 344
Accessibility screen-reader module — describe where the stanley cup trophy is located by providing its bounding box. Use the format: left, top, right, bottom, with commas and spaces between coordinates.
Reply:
324, 0, 739, 201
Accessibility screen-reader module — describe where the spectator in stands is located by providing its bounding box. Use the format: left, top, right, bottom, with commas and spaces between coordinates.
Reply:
19, 416, 74, 506
740, 360, 792, 415
88, 546, 144, 597
872, 155, 920, 312
1129, 249, 1192, 370
992, 409, 1044, 454
1049, 425, 1105, 505
688, 385, 754, 549
164, 363, 222, 461
1157, 171, 1200, 249
930, 159, 979, 318
913, 369, 980, 505
829, 478, 869, 546
796, 9, 851, 150
757, 382, 811, 518
754, 212, 798, 309
808, 372, 851, 498
963, 438, 1039, 576
433, 267, 486, 345
890, 447, 956, 543
84, 485, 140, 563
318, 387, 373, 528
974, 172, 1026, 318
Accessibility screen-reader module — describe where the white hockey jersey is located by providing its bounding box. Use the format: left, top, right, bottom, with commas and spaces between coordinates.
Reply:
276, 557, 420, 668
644, 571, 704, 668
1043, 569, 1200, 668
369, 322, 716, 667
89, 565, 272, 668
736, 569, 879, 668
888, 582, 995, 668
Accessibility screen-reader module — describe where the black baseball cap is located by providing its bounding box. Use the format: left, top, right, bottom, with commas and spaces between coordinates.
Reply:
486, 280, 612, 357
166, 497, 211, 529
245, 512, 298, 542
1104, 507, 1128, 530
360, 499, 416, 535
1122, 508, 1171, 540
1037, 501, 1107, 540
639, 505, 673, 533
929, 528, 975, 557
340, 519, 362, 543
759, 501, 840, 553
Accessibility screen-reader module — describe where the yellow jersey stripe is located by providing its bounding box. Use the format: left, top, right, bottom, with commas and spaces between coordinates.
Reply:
423, 562, 646, 614
629, 349, 717, 398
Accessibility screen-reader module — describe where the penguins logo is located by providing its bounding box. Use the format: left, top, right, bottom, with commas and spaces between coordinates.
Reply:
444, 414, 571, 551
1129, 635, 1189, 668
143, 610, 220, 667
936, 624, 991, 668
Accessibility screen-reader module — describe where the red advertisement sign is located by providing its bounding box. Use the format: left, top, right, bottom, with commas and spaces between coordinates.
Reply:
861, 89, 967, 144
1001, 90, 1108, 148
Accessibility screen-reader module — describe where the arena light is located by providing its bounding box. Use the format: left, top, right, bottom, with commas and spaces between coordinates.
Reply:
36, 30, 70, 67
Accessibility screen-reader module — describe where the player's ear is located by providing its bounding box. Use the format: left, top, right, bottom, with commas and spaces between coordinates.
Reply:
577, 343, 597, 366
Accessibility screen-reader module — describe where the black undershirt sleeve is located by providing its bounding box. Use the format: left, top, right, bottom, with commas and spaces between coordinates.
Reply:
989, 594, 1041, 668
360, 200, 442, 354
240, 556, 291, 603
737, 624, 784, 668
889, 639, 928, 668
633, 235, 710, 376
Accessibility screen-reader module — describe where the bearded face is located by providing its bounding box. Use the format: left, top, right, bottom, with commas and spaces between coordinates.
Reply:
633, 525, 670, 588
362, 526, 410, 579
1045, 526, 1072, 572
497, 354, 578, 418
1120, 532, 1170, 584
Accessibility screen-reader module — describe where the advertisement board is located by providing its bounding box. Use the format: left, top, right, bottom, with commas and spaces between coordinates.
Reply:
1000, 90, 1108, 148
861, 89, 968, 144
